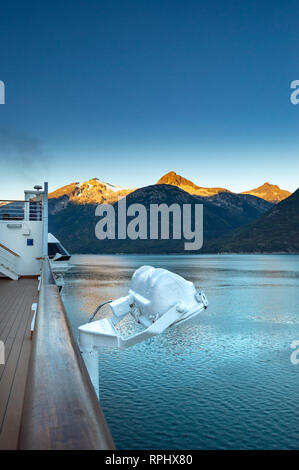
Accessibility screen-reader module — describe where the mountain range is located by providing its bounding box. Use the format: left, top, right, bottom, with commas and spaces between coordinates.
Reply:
241, 182, 291, 203
49, 177, 133, 212
49, 172, 291, 207
48, 172, 297, 254
156, 172, 229, 197
48, 185, 269, 253
204, 188, 299, 253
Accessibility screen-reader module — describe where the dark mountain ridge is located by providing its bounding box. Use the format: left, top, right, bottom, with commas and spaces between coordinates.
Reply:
49, 184, 274, 254
204, 188, 299, 253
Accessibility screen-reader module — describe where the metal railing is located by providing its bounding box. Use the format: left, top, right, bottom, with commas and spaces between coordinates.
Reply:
0, 200, 43, 221
18, 258, 115, 450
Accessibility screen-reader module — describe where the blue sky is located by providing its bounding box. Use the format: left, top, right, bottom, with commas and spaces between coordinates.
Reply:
0, 0, 298, 199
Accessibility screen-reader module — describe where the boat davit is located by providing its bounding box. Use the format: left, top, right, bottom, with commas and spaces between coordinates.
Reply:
78, 265, 208, 350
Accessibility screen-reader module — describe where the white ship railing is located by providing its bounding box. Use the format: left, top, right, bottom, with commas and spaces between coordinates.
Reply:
0, 243, 19, 278
0, 200, 43, 221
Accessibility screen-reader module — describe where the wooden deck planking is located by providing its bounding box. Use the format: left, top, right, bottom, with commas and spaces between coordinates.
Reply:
0, 281, 27, 336
0, 282, 28, 379
0, 285, 28, 366
0, 283, 25, 335
0, 278, 38, 449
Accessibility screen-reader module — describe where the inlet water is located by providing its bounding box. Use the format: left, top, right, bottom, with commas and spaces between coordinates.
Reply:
62, 254, 299, 449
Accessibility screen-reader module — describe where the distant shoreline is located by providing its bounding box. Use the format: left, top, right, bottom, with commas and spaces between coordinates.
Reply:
70, 251, 299, 256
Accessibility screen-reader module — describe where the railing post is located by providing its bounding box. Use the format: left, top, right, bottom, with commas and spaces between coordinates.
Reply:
43, 182, 48, 257
24, 194, 29, 221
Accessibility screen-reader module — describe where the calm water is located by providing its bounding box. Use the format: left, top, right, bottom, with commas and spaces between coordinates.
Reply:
62, 254, 299, 449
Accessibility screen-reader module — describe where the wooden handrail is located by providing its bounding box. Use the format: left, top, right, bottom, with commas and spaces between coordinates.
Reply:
18, 258, 115, 450
0, 243, 20, 257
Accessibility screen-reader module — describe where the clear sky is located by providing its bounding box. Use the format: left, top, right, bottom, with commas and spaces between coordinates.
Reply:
0, 0, 298, 199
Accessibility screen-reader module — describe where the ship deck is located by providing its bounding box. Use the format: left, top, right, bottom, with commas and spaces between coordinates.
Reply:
0, 277, 38, 450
